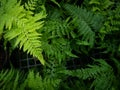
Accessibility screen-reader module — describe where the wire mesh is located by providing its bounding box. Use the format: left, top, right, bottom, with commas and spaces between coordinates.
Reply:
18, 50, 41, 69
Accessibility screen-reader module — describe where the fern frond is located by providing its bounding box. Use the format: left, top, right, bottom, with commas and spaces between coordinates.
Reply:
109, 5, 120, 31
25, 0, 37, 11
89, 0, 114, 12
1, 0, 46, 65
59, 59, 113, 79
91, 72, 114, 90
100, 4, 120, 34
25, 70, 61, 90
0, 69, 61, 90
42, 37, 74, 63
50, 0, 60, 7
42, 19, 70, 37
0, 69, 22, 90
64, 4, 103, 47
0, 0, 23, 34
25, 70, 43, 89
0, 69, 14, 87
43, 77, 61, 90
40, 19, 77, 63
59, 59, 114, 89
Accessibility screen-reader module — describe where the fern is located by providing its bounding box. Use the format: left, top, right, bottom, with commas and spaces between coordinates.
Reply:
107, 4, 120, 31
88, 0, 114, 12
23, 70, 61, 90
50, 0, 60, 7
91, 72, 114, 90
25, 0, 37, 11
0, 0, 46, 65
111, 58, 120, 90
0, 69, 61, 90
59, 60, 112, 78
25, 70, 44, 90
0, 69, 22, 90
0, 0, 23, 37
41, 19, 70, 38
59, 59, 115, 89
83, 0, 120, 35
98, 4, 120, 53
39, 17, 77, 63
93, 2, 120, 37
64, 4, 103, 47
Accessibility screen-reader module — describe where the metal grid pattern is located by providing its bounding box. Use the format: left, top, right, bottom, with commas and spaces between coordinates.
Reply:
18, 51, 41, 69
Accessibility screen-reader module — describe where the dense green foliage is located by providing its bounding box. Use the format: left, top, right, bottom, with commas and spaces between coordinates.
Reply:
0, 0, 46, 64
0, 69, 61, 90
0, 0, 120, 90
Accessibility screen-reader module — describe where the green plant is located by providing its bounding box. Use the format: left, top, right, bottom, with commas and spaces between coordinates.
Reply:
101, 4, 120, 34
64, 4, 103, 48
0, 68, 24, 90
25, 70, 61, 90
0, 68, 61, 90
0, 0, 46, 65
1, 0, 120, 90
85, 0, 114, 12
59, 59, 115, 90
83, 0, 120, 39
37, 5, 78, 63
39, 2, 120, 89
40, 19, 76, 63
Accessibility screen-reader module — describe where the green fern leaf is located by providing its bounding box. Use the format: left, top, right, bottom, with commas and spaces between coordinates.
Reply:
64, 4, 103, 47
0, 69, 19, 90
50, 0, 61, 7
2, 0, 46, 65
59, 59, 113, 79
0, 0, 23, 36
40, 18, 76, 62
